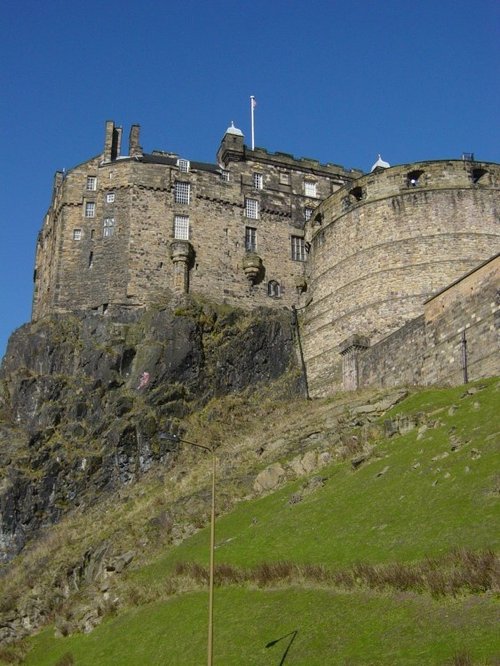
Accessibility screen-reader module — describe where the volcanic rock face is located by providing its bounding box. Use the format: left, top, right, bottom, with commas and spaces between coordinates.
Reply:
0, 302, 296, 563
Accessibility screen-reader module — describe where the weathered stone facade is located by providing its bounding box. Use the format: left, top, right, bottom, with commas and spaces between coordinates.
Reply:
32, 121, 358, 320
32, 121, 500, 396
351, 254, 500, 389
303, 160, 500, 395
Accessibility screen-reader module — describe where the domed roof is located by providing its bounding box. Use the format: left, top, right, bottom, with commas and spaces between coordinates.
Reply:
225, 121, 244, 137
371, 154, 390, 171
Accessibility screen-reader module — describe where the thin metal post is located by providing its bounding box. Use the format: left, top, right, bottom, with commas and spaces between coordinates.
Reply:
250, 96, 255, 150
207, 448, 215, 666
160, 433, 215, 665
291, 305, 310, 400
461, 329, 468, 384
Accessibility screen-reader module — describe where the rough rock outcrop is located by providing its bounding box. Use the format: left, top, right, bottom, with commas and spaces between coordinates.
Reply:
0, 301, 297, 563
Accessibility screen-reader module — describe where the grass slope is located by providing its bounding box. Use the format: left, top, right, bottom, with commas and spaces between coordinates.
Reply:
3, 379, 499, 665
23, 590, 498, 665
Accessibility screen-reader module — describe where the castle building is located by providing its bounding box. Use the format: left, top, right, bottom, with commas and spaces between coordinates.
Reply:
32, 121, 500, 395
32, 121, 359, 320
303, 159, 500, 395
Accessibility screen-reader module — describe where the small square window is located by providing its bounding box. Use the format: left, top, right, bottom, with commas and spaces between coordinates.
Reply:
245, 198, 259, 219
85, 202, 96, 218
177, 158, 190, 173
87, 176, 97, 191
291, 236, 306, 261
304, 207, 313, 221
106, 192, 115, 203
174, 215, 190, 240
174, 181, 191, 204
245, 226, 257, 252
220, 170, 230, 182
304, 181, 317, 198
279, 172, 290, 185
253, 173, 263, 190
103, 217, 115, 237
73, 229, 82, 240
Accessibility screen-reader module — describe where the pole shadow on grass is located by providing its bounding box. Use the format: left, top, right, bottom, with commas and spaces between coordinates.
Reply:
265, 630, 298, 665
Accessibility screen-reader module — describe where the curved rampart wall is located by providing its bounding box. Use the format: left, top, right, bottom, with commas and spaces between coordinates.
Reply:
302, 160, 500, 396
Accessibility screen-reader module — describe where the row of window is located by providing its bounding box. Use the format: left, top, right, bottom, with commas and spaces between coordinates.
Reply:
245, 198, 313, 221
84, 192, 115, 217
250, 172, 318, 196
173, 216, 305, 261
73, 218, 115, 240
85, 157, 190, 191
87, 170, 318, 198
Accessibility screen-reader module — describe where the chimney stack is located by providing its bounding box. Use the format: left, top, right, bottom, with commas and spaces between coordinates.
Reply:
103, 120, 122, 162
128, 124, 142, 158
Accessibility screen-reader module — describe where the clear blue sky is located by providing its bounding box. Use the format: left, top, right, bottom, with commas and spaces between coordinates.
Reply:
1, 0, 499, 358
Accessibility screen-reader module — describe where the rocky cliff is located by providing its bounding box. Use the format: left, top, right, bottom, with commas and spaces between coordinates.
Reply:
0, 300, 298, 564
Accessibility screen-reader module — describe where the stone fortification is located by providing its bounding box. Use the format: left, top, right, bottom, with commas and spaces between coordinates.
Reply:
302, 160, 500, 395
31, 121, 500, 396
344, 254, 500, 389
32, 121, 358, 320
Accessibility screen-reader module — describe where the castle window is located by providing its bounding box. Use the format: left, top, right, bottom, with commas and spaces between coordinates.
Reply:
350, 186, 364, 202
280, 172, 290, 185
245, 226, 257, 252
174, 215, 190, 240
245, 198, 259, 219
86, 176, 97, 191
177, 158, 190, 173
471, 168, 487, 184
253, 173, 263, 190
103, 217, 115, 238
88, 251, 94, 268
220, 170, 230, 182
291, 236, 306, 261
73, 229, 82, 241
304, 207, 313, 222
304, 181, 317, 198
407, 170, 424, 187
85, 202, 96, 218
267, 280, 281, 298
174, 181, 191, 204
106, 192, 115, 203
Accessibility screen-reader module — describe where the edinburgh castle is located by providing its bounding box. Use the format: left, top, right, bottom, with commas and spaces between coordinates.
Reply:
32, 121, 500, 395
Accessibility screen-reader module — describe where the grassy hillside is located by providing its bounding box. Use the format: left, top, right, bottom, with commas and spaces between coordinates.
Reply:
1, 378, 498, 665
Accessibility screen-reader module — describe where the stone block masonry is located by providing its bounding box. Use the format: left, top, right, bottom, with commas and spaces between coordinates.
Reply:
32, 121, 358, 321
302, 160, 500, 396
31, 120, 500, 397
353, 254, 500, 390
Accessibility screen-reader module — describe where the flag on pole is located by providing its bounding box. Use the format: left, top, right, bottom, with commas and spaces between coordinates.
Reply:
250, 96, 256, 150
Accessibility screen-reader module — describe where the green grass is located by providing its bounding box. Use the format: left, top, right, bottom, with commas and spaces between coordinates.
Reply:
138, 380, 499, 580
21, 589, 499, 665
3, 379, 499, 665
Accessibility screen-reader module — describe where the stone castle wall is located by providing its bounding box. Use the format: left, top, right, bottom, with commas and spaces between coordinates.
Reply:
302, 161, 500, 396
352, 254, 500, 389
32, 122, 357, 320
31, 121, 499, 397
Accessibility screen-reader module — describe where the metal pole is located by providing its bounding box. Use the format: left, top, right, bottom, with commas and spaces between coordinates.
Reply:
250, 96, 255, 150
160, 433, 215, 665
461, 329, 468, 384
207, 449, 216, 666
291, 305, 311, 400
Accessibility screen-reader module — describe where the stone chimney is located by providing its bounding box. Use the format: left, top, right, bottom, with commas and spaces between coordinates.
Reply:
128, 124, 143, 158
103, 120, 122, 162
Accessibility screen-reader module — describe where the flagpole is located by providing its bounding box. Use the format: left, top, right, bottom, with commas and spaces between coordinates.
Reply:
250, 95, 255, 150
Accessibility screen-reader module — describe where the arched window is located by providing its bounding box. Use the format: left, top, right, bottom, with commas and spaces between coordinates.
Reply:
268, 280, 281, 298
